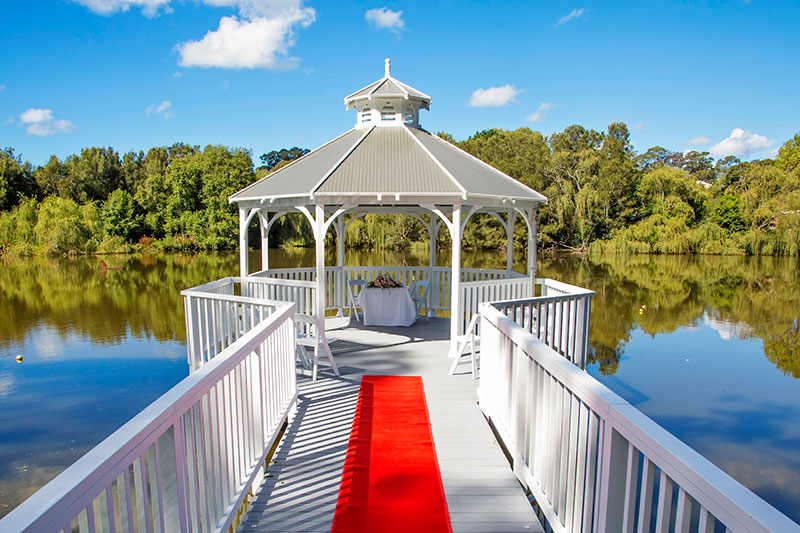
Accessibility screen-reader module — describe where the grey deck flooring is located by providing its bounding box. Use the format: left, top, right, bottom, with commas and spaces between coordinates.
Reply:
238, 317, 544, 533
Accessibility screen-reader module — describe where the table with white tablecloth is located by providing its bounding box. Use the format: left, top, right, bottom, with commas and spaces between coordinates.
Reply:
357, 287, 416, 327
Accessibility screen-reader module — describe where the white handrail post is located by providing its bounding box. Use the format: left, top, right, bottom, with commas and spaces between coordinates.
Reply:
506, 208, 515, 273
428, 218, 436, 317
314, 205, 326, 339
259, 209, 269, 272
239, 207, 249, 282
450, 206, 462, 354
528, 207, 538, 291
336, 214, 345, 316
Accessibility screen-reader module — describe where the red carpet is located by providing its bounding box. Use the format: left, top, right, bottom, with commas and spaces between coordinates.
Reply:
332, 375, 452, 533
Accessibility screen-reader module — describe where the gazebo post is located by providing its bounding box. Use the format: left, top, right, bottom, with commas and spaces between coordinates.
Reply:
314, 205, 327, 334
239, 207, 249, 281
506, 209, 515, 273
450, 206, 462, 353
336, 214, 345, 316
428, 216, 439, 317
259, 210, 269, 272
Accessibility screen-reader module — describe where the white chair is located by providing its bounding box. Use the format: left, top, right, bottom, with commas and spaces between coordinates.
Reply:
449, 313, 480, 379
295, 314, 339, 381
347, 279, 367, 322
410, 279, 431, 322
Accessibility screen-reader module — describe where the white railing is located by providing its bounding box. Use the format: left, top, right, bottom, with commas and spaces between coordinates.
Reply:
252, 267, 338, 311
244, 276, 316, 317
251, 265, 524, 317
252, 267, 316, 282
0, 303, 298, 533
479, 303, 799, 533
182, 278, 283, 371
460, 274, 531, 336
492, 278, 594, 369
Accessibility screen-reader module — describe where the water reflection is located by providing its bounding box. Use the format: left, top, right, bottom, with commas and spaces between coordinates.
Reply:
0, 250, 798, 522
538, 254, 800, 379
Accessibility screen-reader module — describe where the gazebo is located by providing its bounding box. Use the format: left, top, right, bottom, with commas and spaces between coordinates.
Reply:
229, 59, 547, 350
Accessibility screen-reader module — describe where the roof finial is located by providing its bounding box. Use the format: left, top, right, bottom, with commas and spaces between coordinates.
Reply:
384, 58, 391, 78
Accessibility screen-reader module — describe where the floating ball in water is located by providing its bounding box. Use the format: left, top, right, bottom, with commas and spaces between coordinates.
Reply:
16, 355, 23, 362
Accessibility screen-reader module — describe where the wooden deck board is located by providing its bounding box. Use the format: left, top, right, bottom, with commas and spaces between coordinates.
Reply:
238, 318, 543, 533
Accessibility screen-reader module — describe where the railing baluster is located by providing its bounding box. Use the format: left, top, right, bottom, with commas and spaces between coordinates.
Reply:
674, 488, 692, 533
636, 459, 655, 533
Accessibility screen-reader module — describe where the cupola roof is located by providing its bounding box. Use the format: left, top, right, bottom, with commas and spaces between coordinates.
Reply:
344, 58, 431, 110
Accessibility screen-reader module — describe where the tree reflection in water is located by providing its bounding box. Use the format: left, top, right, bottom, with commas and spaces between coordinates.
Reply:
0, 250, 798, 521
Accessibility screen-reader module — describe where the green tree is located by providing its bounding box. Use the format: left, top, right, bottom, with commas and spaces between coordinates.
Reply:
102, 188, 142, 241
776, 132, 800, 177
34, 155, 64, 197
163, 145, 255, 249
34, 196, 93, 254
258, 147, 310, 172
61, 147, 123, 202
458, 128, 550, 191
708, 194, 746, 232
0, 148, 37, 211
681, 150, 715, 183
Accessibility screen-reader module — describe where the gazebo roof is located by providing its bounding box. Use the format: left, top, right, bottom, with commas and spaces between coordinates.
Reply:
230, 62, 546, 210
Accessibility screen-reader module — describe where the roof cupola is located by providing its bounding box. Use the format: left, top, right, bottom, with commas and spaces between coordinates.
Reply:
344, 58, 432, 129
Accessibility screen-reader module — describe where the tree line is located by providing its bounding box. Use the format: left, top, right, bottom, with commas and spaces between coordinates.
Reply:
1, 124, 799, 255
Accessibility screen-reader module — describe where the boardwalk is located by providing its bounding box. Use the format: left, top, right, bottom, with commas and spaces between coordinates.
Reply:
238, 318, 544, 533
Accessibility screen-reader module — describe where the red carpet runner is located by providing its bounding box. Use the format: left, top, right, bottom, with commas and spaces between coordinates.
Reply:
332, 375, 452, 533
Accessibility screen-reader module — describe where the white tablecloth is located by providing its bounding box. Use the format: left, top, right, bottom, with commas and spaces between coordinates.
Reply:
357, 287, 416, 327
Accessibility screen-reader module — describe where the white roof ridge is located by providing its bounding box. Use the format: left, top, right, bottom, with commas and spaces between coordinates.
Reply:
386, 76, 410, 99
229, 129, 357, 203
393, 78, 431, 100
367, 78, 392, 99
419, 129, 547, 203
402, 125, 467, 198
344, 80, 382, 103
309, 125, 375, 197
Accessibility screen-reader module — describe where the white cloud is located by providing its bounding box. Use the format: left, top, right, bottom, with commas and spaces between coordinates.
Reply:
556, 8, 586, 26
26, 119, 75, 136
0, 375, 14, 398
78, 1, 316, 69
173, 71, 183, 78
74, 0, 171, 17
709, 128, 774, 158
19, 108, 53, 123
0, 84, 6, 91
177, 7, 315, 69
469, 85, 522, 108
365, 7, 404, 31
687, 136, 710, 146
146, 100, 173, 118
18, 108, 74, 136
527, 102, 554, 123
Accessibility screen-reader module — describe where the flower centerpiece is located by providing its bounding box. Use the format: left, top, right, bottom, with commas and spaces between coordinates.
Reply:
367, 274, 403, 289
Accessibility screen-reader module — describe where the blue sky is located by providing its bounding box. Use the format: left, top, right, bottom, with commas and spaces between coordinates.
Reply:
1, 0, 798, 166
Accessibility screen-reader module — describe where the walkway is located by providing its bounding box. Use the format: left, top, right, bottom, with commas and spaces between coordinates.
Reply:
237, 318, 544, 533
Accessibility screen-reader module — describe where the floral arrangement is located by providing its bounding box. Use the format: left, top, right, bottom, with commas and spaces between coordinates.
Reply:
367, 274, 404, 289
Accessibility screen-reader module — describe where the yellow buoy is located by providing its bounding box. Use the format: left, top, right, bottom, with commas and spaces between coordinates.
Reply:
16, 355, 23, 363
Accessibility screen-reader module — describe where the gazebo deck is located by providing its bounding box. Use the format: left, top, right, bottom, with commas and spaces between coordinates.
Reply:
238, 317, 544, 533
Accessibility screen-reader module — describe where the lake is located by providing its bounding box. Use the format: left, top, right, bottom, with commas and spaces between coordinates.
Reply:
0, 250, 798, 523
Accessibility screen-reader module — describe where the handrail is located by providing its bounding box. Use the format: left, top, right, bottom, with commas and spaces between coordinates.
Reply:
183, 282, 282, 370
479, 303, 799, 533
492, 279, 594, 369
0, 303, 298, 533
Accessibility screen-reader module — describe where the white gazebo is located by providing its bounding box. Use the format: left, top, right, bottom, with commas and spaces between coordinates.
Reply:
229, 59, 547, 350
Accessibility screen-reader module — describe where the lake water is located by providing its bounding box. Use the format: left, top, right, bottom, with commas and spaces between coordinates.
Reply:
0, 250, 798, 523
